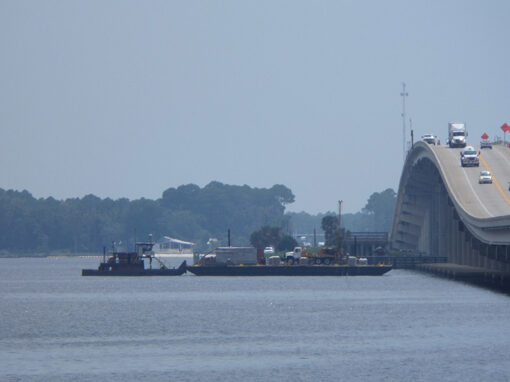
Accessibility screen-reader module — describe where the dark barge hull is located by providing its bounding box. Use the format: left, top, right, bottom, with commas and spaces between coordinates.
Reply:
82, 261, 187, 276
187, 264, 392, 276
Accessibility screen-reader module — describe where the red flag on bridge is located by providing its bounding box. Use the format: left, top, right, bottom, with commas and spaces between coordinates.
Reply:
501, 123, 510, 133
481, 133, 489, 140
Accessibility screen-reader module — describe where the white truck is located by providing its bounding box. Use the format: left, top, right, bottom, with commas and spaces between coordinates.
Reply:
285, 246, 339, 265
448, 122, 467, 148
285, 247, 304, 264
460, 146, 479, 167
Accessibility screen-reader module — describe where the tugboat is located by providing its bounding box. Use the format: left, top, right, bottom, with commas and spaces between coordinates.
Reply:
82, 241, 187, 276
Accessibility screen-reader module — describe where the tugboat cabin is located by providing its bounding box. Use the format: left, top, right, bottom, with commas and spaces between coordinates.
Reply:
98, 242, 154, 273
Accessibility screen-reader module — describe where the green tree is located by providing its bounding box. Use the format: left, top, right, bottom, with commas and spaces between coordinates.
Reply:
362, 188, 397, 232
276, 235, 298, 252
321, 215, 338, 247
269, 184, 295, 205
159, 182, 295, 247
250, 226, 281, 250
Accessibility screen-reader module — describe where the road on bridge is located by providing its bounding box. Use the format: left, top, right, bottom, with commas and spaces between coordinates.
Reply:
432, 144, 510, 219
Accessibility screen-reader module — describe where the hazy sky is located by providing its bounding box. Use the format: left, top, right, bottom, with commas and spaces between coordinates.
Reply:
1, 1, 509, 213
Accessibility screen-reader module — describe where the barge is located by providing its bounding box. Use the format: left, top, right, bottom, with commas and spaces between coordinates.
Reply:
82, 241, 187, 276
187, 246, 392, 276
187, 263, 391, 276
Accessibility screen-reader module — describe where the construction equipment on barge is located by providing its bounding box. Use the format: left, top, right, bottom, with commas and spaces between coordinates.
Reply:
187, 201, 392, 276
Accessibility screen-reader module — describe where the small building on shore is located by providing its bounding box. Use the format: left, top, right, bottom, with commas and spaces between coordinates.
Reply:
153, 236, 194, 255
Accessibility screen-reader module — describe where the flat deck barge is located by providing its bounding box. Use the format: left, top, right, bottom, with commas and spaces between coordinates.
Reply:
187, 264, 392, 276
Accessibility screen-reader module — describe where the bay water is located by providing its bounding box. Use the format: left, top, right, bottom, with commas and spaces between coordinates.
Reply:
1, 257, 510, 381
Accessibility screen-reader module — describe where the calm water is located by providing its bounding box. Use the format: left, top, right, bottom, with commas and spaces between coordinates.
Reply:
1, 257, 510, 382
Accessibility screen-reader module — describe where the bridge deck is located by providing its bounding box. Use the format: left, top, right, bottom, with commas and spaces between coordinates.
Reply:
392, 141, 510, 269
432, 144, 510, 219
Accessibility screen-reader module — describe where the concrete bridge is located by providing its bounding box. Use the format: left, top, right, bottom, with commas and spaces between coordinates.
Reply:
391, 141, 510, 274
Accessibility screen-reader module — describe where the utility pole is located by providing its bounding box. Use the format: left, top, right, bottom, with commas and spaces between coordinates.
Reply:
410, 118, 414, 148
400, 82, 408, 162
337, 201, 343, 251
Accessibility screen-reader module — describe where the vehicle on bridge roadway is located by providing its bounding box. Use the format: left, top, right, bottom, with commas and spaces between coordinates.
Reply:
448, 122, 467, 148
460, 146, 479, 167
480, 140, 492, 149
422, 134, 436, 145
478, 171, 492, 184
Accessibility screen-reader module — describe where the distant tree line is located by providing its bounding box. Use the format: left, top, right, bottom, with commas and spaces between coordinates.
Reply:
0, 185, 397, 256
0, 182, 294, 255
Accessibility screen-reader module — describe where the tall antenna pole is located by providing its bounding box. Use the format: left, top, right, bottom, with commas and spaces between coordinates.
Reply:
400, 82, 408, 162
410, 118, 413, 148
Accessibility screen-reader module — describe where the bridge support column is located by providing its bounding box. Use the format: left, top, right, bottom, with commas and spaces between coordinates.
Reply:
447, 205, 454, 262
458, 222, 465, 266
452, 213, 460, 264
465, 231, 470, 266
483, 245, 489, 268
437, 186, 448, 258
467, 233, 475, 267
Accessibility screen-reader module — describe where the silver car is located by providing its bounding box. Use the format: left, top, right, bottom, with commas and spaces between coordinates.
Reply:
479, 171, 493, 184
